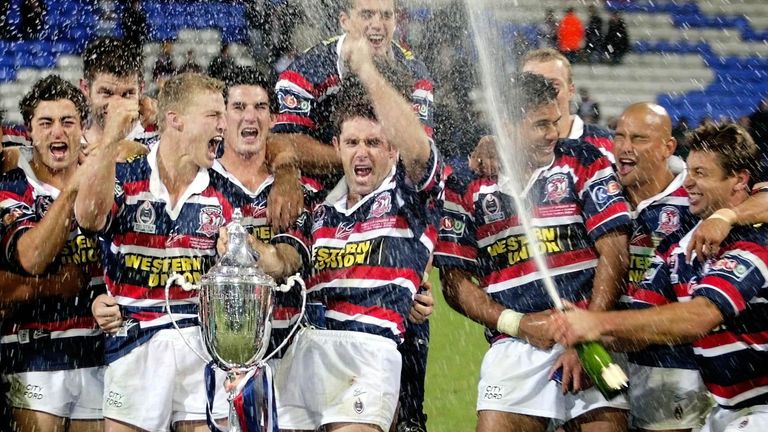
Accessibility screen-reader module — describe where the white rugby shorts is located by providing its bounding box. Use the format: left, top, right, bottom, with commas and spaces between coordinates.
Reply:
477, 338, 628, 421
5, 366, 104, 420
102, 326, 228, 431
702, 404, 768, 432
275, 328, 401, 431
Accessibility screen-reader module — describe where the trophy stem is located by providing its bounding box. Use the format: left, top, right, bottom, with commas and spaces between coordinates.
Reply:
228, 390, 242, 432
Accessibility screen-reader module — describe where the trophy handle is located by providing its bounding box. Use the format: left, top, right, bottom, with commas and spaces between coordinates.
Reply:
164, 273, 211, 363
259, 273, 307, 365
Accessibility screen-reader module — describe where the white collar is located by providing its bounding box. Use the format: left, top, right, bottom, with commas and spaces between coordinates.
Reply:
148, 142, 210, 220
325, 164, 397, 215
633, 170, 687, 216
211, 160, 274, 197
568, 115, 584, 140
16, 147, 61, 198
335, 34, 349, 80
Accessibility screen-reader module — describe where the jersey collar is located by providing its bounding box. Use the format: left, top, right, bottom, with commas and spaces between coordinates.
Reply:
325, 163, 397, 215
147, 143, 211, 220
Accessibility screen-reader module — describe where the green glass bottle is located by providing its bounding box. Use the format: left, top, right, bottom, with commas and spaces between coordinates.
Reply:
576, 341, 629, 400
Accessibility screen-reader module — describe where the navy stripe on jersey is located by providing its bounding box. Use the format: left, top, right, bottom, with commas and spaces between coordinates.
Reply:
623, 173, 700, 369
0, 162, 105, 372
291, 146, 443, 343
435, 139, 631, 342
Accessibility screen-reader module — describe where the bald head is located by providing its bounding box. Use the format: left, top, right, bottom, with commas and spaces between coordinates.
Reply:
613, 102, 678, 202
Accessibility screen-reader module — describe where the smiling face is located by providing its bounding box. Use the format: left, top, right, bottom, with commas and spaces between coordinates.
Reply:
224, 85, 272, 158
340, 0, 396, 58
613, 104, 675, 192
178, 90, 227, 169
334, 116, 396, 202
520, 101, 561, 169
29, 99, 83, 172
683, 150, 746, 219
522, 59, 573, 136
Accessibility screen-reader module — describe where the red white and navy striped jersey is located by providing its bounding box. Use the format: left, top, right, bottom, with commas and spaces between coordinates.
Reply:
434, 139, 631, 342
0, 150, 105, 372
289, 146, 443, 344
100, 145, 251, 363
640, 223, 768, 408
211, 161, 321, 355
272, 34, 434, 188
569, 115, 615, 163
1, 125, 30, 147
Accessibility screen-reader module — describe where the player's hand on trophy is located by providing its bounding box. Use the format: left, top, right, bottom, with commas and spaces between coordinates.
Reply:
103, 98, 140, 147
409, 280, 435, 324
247, 236, 284, 278
92, 293, 123, 334
550, 348, 587, 394
469, 135, 500, 177
517, 310, 556, 350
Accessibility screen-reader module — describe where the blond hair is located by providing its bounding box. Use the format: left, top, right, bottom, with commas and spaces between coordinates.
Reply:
157, 73, 224, 130
522, 48, 573, 84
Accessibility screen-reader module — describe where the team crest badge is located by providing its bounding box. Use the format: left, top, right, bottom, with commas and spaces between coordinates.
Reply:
312, 206, 327, 232
134, 201, 157, 234
544, 174, 569, 203
369, 193, 392, 218
482, 194, 503, 222
353, 397, 364, 414
657, 206, 680, 235
197, 207, 225, 237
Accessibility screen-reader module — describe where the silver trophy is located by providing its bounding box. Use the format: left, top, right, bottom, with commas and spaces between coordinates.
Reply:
165, 209, 305, 432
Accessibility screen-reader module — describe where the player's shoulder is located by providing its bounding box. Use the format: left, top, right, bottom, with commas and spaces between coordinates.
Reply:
556, 138, 606, 165
0, 166, 30, 195
116, 154, 150, 182
582, 122, 614, 140
393, 43, 431, 79
286, 38, 340, 77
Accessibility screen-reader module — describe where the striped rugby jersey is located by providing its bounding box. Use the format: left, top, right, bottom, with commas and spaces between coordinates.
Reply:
622, 172, 699, 369
0, 150, 105, 372
639, 222, 768, 409
288, 146, 444, 344
435, 139, 631, 343
272, 34, 434, 189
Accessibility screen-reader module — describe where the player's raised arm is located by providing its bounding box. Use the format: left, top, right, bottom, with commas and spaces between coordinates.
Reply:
342, 33, 431, 184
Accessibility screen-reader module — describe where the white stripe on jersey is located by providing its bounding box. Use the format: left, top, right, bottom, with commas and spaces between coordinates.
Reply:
580, 166, 617, 199
275, 79, 315, 100
272, 314, 301, 329
325, 309, 400, 335
412, 89, 434, 102
694, 340, 768, 358
138, 313, 199, 329
243, 216, 268, 230
711, 385, 768, 409
434, 251, 476, 264
630, 245, 654, 256
110, 243, 216, 258
722, 249, 768, 289
485, 259, 598, 294
309, 277, 418, 296
126, 192, 221, 208
114, 296, 200, 308
443, 200, 469, 216
696, 283, 742, 316
0, 198, 25, 207
0, 328, 102, 344
419, 233, 434, 253
314, 227, 415, 249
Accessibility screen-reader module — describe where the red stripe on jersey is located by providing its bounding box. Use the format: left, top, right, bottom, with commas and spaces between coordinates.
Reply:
583, 136, 614, 154
631, 287, 671, 306
435, 240, 476, 261
313, 216, 411, 239
698, 276, 747, 312
423, 125, 434, 138
280, 70, 315, 94
3, 316, 97, 334
585, 201, 629, 232
106, 275, 197, 302
275, 113, 314, 129
673, 282, 692, 299
117, 231, 214, 250
444, 188, 467, 209
695, 329, 768, 350
130, 311, 167, 321
706, 374, 768, 400
414, 79, 434, 92
475, 215, 521, 239
309, 265, 420, 288
558, 154, 589, 192
122, 179, 151, 196
484, 248, 596, 286
316, 75, 341, 97
273, 306, 300, 320
326, 300, 406, 335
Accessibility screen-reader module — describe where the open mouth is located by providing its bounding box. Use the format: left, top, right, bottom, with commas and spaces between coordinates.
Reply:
240, 128, 259, 141
367, 35, 385, 48
354, 165, 372, 178
617, 158, 636, 176
208, 136, 223, 158
50, 142, 69, 160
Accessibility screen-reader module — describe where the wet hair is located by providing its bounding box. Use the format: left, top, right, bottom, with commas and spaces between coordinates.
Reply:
82, 37, 144, 84
333, 59, 412, 136
522, 48, 573, 84
339, 0, 397, 14
157, 73, 224, 130
513, 71, 559, 115
222, 66, 276, 112
19, 75, 89, 129
687, 122, 758, 177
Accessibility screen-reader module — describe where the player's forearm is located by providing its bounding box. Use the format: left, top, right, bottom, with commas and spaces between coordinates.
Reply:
590, 231, 629, 312
599, 298, 722, 345
732, 189, 768, 225
16, 188, 77, 274
75, 145, 117, 231
269, 133, 341, 175
0, 265, 83, 303
356, 62, 430, 179
440, 268, 505, 329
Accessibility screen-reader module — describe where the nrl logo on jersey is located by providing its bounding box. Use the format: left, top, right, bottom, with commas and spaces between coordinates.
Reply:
134, 200, 156, 234
369, 193, 392, 218
197, 207, 225, 237
657, 206, 680, 235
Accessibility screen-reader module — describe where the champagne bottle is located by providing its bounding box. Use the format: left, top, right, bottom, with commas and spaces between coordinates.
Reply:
575, 341, 629, 400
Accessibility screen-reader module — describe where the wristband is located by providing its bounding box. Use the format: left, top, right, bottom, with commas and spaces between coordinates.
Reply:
707, 208, 737, 225
497, 309, 525, 337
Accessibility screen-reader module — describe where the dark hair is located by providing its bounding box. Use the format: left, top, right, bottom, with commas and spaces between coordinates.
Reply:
19, 75, 89, 129
222, 66, 276, 112
333, 59, 412, 136
339, 0, 397, 13
82, 37, 144, 83
513, 71, 559, 115
687, 122, 758, 176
